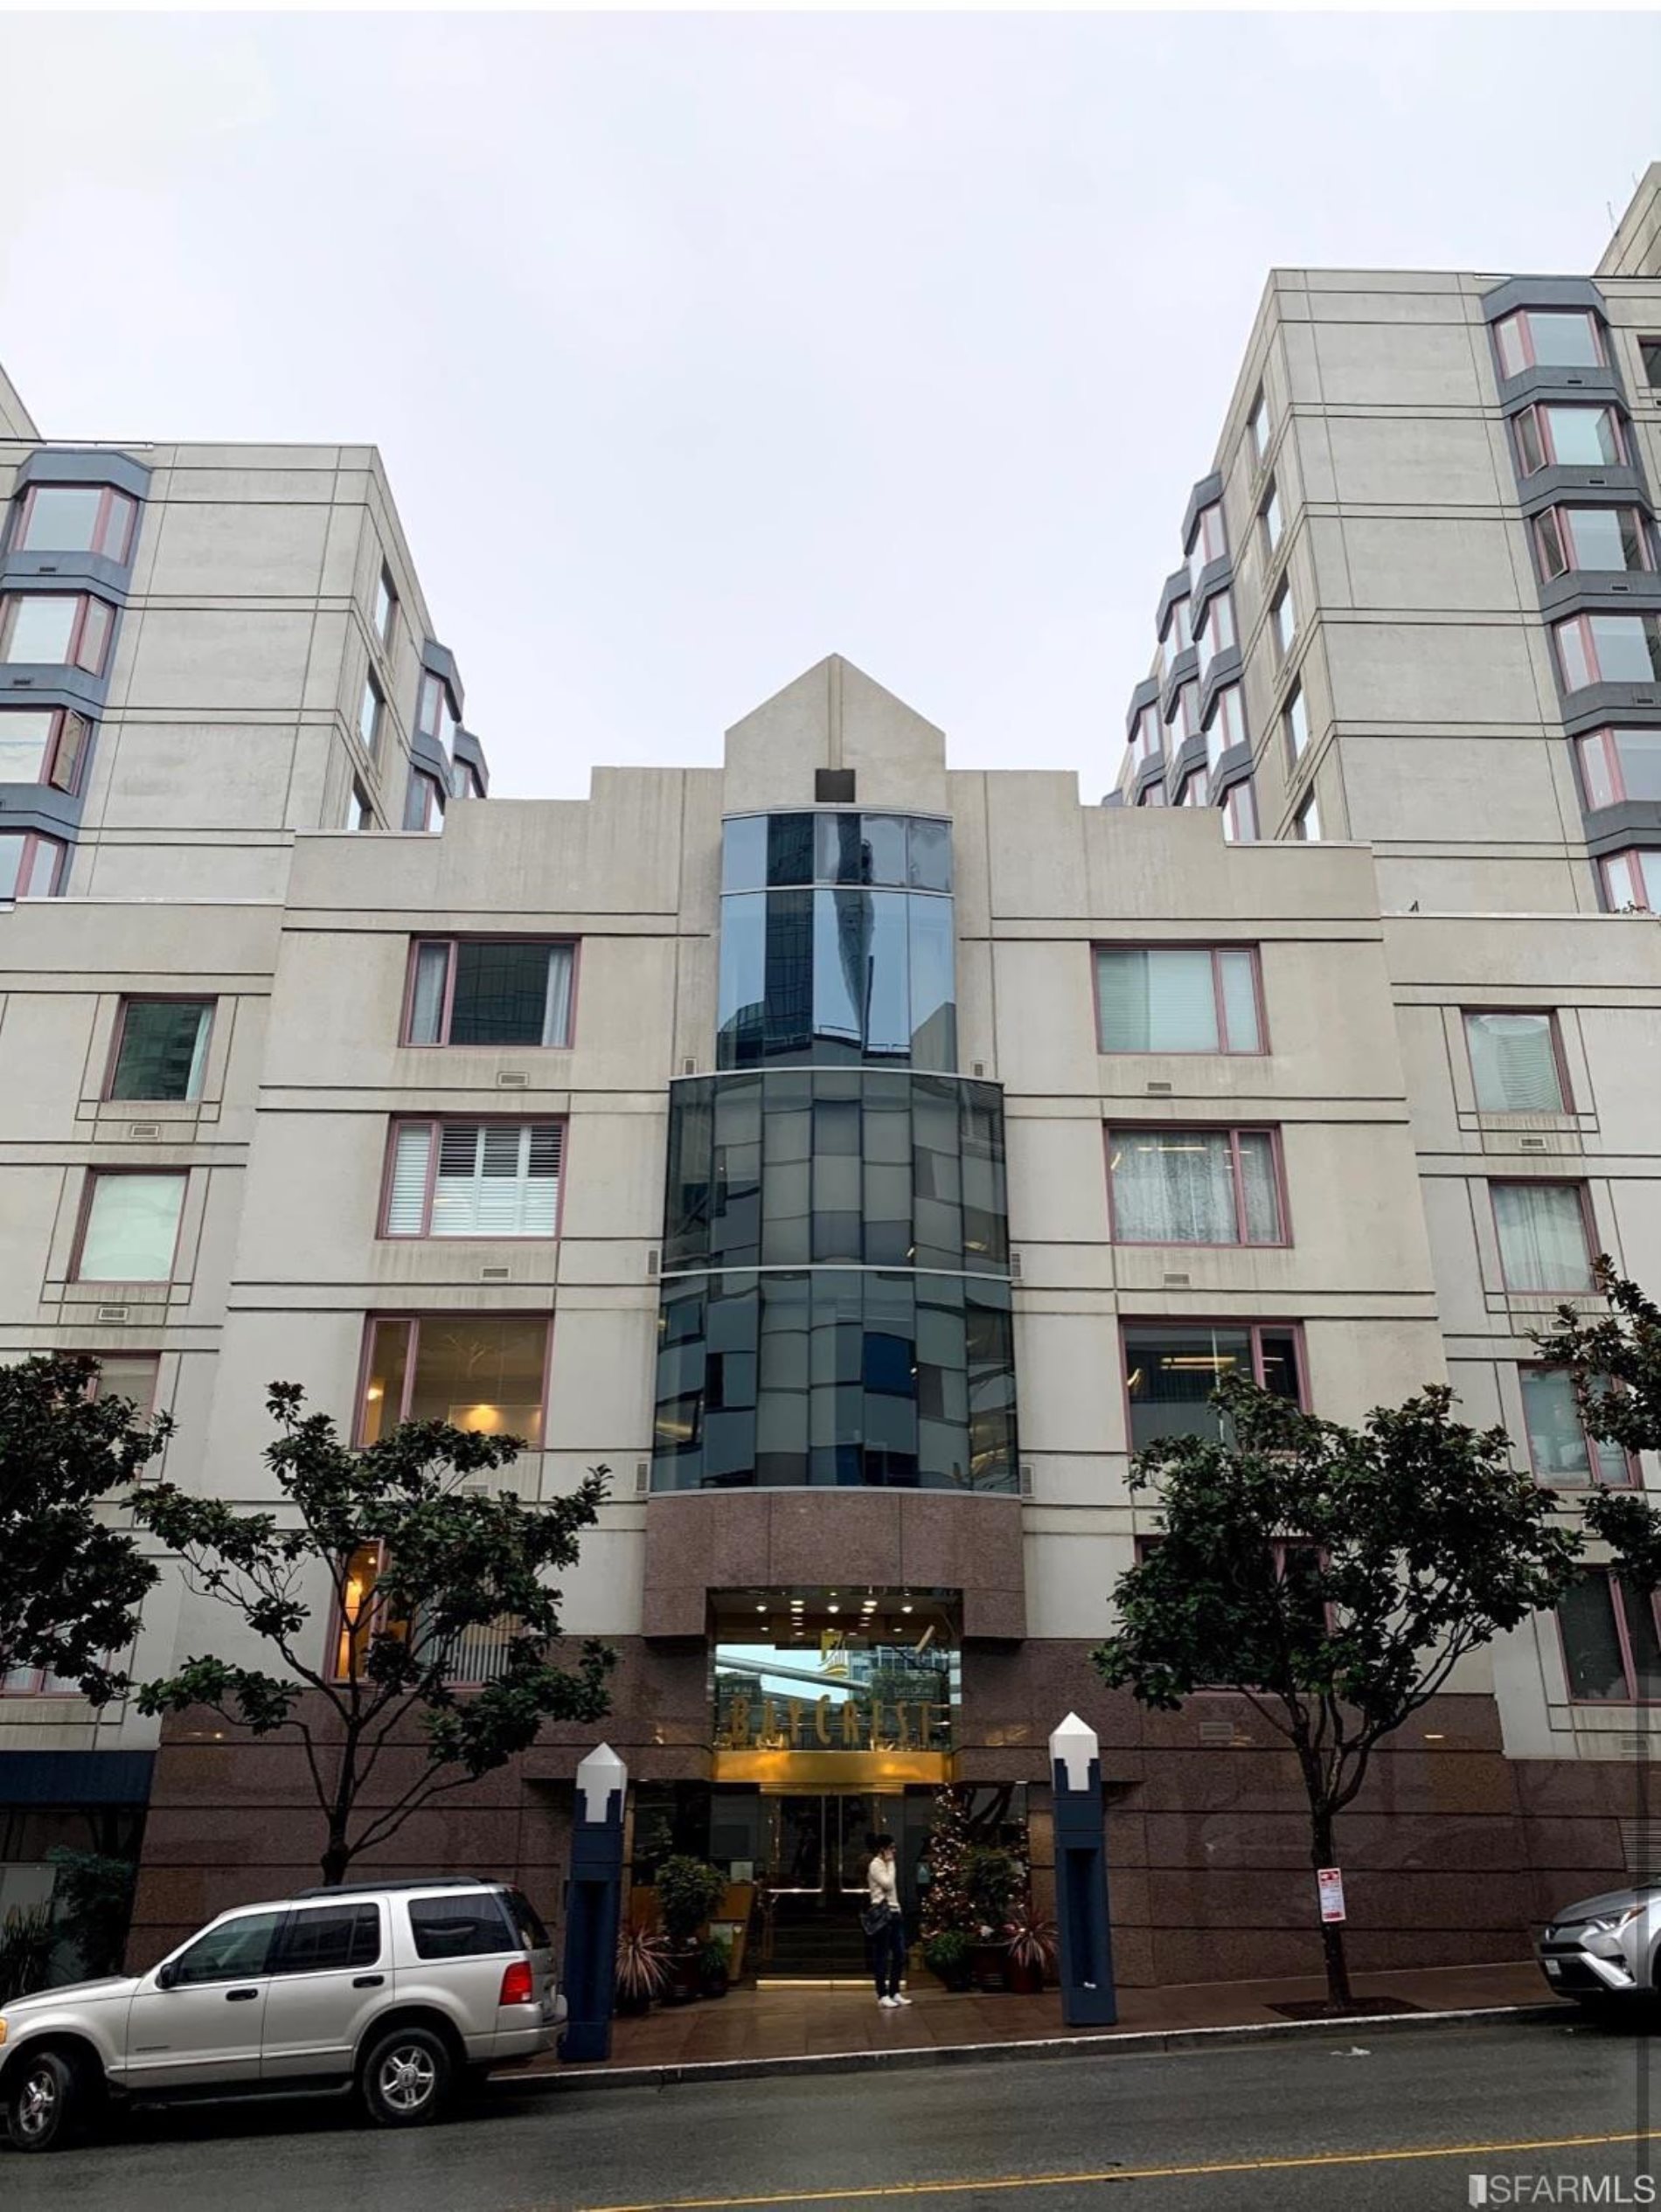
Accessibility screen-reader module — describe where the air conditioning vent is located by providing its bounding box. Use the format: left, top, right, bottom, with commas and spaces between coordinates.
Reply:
461, 1479, 490, 1498
1009, 1250, 1022, 1281
682, 1057, 697, 1076
479, 1265, 511, 1281
1147, 1080, 1172, 1095
1199, 1719, 1245, 1748
647, 1250, 659, 1278
1018, 1461, 1034, 1499
95, 1304, 129, 1323
635, 1461, 650, 1496
1164, 1272, 1191, 1287
1519, 1136, 1547, 1152
972, 1061, 986, 1078
495, 1070, 531, 1090
129, 1122, 162, 1141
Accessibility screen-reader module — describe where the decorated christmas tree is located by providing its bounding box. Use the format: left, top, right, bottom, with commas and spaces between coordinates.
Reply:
920, 1785, 975, 1938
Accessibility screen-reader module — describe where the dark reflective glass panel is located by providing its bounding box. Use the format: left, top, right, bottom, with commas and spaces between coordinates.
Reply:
650, 1268, 1017, 1493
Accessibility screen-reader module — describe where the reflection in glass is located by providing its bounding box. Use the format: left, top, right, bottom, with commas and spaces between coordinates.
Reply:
651, 1267, 1017, 1492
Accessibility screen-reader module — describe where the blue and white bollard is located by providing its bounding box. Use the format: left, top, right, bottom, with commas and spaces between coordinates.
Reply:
1049, 1712, 1117, 2027
559, 1743, 628, 2063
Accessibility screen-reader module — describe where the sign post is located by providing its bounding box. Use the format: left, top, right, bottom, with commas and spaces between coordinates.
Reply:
1049, 1712, 1117, 2028
558, 1743, 627, 2064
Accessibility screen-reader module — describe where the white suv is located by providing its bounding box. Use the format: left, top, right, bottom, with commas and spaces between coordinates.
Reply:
0, 1875, 565, 2152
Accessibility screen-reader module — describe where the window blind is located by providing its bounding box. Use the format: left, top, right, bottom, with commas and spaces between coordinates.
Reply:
1466, 1014, 1564, 1112
390, 1120, 562, 1237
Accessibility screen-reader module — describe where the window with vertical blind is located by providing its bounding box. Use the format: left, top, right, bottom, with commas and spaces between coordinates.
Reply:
1463, 1012, 1567, 1113
403, 939, 575, 1047
382, 1119, 563, 1237
1094, 946, 1263, 1054
1491, 1182, 1595, 1293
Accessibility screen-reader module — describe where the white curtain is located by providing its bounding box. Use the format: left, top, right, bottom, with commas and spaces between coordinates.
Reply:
1112, 1129, 1278, 1245
1493, 1183, 1593, 1292
541, 945, 574, 1046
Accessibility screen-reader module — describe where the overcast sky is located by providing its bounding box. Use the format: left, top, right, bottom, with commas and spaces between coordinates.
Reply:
3, 12, 1659, 801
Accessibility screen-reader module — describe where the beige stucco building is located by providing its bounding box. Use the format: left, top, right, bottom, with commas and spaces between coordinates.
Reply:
5, 170, 1661, 1990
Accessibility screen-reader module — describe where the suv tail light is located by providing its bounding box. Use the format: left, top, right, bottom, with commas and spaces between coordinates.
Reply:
499, 1959, 535, 2007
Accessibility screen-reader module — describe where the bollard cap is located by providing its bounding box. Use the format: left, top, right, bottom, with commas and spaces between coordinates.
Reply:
576, 1742, 627, 1824
1049, 1711, 1099, 1793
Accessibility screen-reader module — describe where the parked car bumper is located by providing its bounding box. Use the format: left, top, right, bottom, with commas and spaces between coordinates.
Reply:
1537, 1936, 1642, 1997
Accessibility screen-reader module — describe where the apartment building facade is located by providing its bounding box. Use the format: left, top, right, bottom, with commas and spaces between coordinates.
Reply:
4, 166, 1661, 1993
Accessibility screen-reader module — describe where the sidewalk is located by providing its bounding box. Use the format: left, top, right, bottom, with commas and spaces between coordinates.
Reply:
527, 1959, 1563, 2087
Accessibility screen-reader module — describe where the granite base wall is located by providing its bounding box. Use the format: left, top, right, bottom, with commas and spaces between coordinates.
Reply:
126, 1636, 1632, 1983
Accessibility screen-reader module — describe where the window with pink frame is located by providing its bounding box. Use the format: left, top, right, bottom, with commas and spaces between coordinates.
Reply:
1519, 1366, 1635, 1488
1123, 1320, 1302, 1450
1512, 403, 1627, 475
1108, 1126, 1285, 1246
1492, 309, 1605, 380
1491, 1181, 1595, 1294
1553, 612, 1661, 690
0, 830, 67, 900
1557, 1570, 1661, 1702
11, 483, 137, 562
1534, 505, 1653, 579
403, 938, 576, 1047
416, 672, 458, 757
357, 1314, 552, 1447
1189, 503, 1227, 572
1129, 705, 1162, 768
1095, 945, 1264, 1054
0, 592, 114, 674
1600, 849, 1661, 911
0, 706, 90, 792
1576, 728, 1661, 809
381, 1118, 564, 1238
1220, 779, 1258, 843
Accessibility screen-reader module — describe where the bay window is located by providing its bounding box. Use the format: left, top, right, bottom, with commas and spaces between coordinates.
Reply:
1643, 339, 1661, 392
1123, 1321, 1302, 1449
1159, 595, 1191, 680
1190, 502, 1227, 572
1294, 788, 1322, 841
75, 1172, 186, 1281
404, 768, 446, 833
358, 1315, 551, 1447
1260, 482, 1283, 558
1129, 705, 1162, 769
358, 672, 384, 754
1136, 782, 1166, 807
1601, 848, 1661, 911
1196, 591, 1236, 680
1558, 1571, 1661, 1702
374, 567, 397, 648
1493, 309, 1604, 378
1576, 727, 1661, 808
416, 672, 458, 758
1095, 945, 1264, 1054
12, 483, 137, 561
1521, 1367, 1634, 1487
1463, 1011, 1567, 1112
1271, 579, 1296, 662
382, 1119, 564, 1238
1206, 684, 1247, 765
1220, 780, 1258, 843
1491, 1181, 1595, 1293
1554, 612, 1661, 690
1513, 403, 1626, 475
0, 705, 90, 790
1535, 505, 1651, 579
1108, 1126, 1284, 1245
0, 830, 67, 899
1284, 683, 1309, 762
404, 937, 575, 1048
0, 592, 114, 674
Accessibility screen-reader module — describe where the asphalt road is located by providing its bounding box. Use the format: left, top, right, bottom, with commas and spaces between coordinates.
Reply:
6, 2017, 1661, 2212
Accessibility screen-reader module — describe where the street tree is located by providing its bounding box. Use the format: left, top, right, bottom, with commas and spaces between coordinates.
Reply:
1094, 1376, 1581, 2010
133, 1383, 615, 1885
1536, 1260, 1661, 1587
0, 1353, 166, 1702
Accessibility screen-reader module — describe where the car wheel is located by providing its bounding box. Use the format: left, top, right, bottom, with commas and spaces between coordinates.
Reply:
6, 2049, 86, 2153
359, 2026, 453, 2128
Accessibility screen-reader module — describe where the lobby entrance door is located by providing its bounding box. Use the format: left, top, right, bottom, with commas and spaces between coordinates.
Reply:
763, 1792, 909, 1978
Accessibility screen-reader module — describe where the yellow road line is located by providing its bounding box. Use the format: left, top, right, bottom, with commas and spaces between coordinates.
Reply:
566, 2129, 1656, 2212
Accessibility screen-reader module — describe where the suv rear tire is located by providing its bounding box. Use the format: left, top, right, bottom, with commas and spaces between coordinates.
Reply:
6, 2049, 87, 2153
358, 2025, 453, 2128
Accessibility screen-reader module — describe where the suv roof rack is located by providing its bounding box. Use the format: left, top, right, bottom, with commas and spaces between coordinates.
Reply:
290, 1876, 501, 1900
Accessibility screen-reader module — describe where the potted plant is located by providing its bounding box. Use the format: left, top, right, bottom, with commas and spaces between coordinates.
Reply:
963, 1848, 1023, 1990
697, 1932, 733, 2000
1001, 1907, 1059, 1996
655, 1855, 726, 2003
922, 1928, 975, 1993
615, 1921, 671, 2016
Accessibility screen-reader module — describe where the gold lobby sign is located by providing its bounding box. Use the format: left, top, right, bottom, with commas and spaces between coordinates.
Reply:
711, 1747, 949, 1786
716, 1691, 948, 1756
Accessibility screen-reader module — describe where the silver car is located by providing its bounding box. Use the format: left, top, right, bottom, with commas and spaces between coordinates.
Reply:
1536, 1884, 1661, 2006
0, 1875, 564, 2153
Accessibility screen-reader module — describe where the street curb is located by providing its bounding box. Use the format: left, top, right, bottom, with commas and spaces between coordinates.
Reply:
493, 2000, 1571, 2097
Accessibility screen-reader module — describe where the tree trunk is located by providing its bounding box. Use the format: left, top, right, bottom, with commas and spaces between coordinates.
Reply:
1310, 1803, 1352, 2012
319, 1836, 351, 1887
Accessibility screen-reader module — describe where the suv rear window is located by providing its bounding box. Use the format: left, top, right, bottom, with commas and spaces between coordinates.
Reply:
274, 1903, 381, 1975
408, 1892, 516, 1960
505, 1888, 551, 1951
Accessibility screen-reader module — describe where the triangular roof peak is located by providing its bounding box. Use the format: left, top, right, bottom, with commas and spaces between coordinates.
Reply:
723, 654, 948, 816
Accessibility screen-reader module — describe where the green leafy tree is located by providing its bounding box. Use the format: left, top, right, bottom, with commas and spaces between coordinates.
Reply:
0, 1353, 166, 1702
1536, 1260, 1661, 1588
133, 1383, 615, 1885
1095, 1376, 1582, 2010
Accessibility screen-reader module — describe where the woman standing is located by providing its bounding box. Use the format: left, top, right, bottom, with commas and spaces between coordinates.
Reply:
865, 1833, 911, 2009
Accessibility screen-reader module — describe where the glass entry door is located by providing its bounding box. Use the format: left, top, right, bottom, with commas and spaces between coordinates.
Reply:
769, 1796, 826, 1894
835, 1794, 903, 1893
